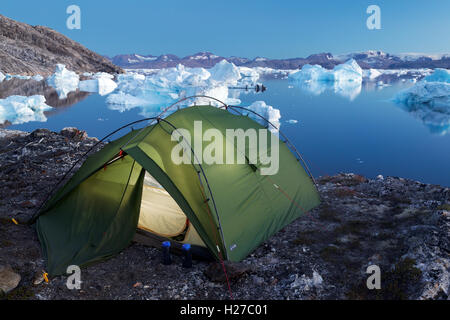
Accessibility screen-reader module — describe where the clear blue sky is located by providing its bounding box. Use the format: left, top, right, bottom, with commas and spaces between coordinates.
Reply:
2, 0, 449, 58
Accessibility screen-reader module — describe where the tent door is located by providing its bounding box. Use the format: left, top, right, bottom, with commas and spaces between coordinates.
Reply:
138, 172, 206, 247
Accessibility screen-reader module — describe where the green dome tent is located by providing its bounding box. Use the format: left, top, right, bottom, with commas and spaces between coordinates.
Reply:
33, 103, 320, 276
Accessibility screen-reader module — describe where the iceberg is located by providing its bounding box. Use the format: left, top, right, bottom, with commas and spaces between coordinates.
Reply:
332, 59, 363, 82
289, 59, 363, 83
79, 73, 118, 96
289, 59, 363, 100
32, 75, 44, 81
46, 64, 80, 99
364, 68, 382, 81
247, 101, 281, 133
395, 79, 450, 108
107, 60, 255, 117
289, 64, 333, 82
423, 68, 450, 83
0, 95, 52, 125
394, 68, 450, 135
208, 60, 241, 85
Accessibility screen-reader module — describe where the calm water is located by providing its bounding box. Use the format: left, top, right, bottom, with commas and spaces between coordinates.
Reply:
9, 79, 450, 186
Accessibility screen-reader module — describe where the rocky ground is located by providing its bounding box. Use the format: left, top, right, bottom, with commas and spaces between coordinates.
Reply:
0, 128, 449, 300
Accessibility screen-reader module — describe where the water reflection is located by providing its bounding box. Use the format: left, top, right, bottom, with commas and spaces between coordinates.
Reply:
291, 79, 362, 101
397, 103, 450, 136
0, 78, 89, 126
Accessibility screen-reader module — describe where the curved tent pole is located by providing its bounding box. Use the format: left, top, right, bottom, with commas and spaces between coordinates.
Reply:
28, 117, 158, 224
118, 95, 230, 150
156, 117, 235, 298
29, 96, 229, 224
29, 95, 317, 225
225, 105, 317, 187
156, 118, 228, 258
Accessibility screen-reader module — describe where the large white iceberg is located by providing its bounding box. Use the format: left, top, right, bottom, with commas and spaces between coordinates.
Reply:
46, 64, 80, 99
394, 68, 450, 135
105, 61, 281, 128
79, 73, 118, 96
289, 64, 333, 82
395, 82, 450, 107
395, 69, 450, 108
208, 60, 241, 85
289, 59, 363, 83
0, 95, 52, 125
289, 59, 363, 100
107, 60, 255, 117
247, 101, 281, 133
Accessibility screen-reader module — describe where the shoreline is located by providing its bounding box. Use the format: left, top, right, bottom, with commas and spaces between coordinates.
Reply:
0, 127, 449, 300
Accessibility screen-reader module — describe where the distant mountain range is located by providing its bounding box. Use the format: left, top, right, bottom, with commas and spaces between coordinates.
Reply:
109, 51, 450, 70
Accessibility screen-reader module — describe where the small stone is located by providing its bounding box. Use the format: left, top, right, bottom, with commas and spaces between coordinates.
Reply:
0, 265, 21, 294
60, 127, 88, 141
252, 275, 265, 286
32, 269, 46, 285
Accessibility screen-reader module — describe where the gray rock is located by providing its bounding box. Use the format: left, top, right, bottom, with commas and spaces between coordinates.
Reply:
0, 265, 21, 294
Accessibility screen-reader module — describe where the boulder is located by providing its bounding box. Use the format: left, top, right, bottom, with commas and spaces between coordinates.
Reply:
0, 265, 21, 294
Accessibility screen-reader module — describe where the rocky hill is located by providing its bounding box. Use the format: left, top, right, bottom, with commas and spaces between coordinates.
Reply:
0, 14, 123, 76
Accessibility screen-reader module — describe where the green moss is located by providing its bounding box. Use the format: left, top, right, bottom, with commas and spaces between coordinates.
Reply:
1, 240, 13, 247
380, 258, 422, 300
340, 175, 367, 187
4, 286, 35, 300
0, 217, 10, 225
293, 234, 314, 246
437, 203, 450, 211
346, 258, 422, 300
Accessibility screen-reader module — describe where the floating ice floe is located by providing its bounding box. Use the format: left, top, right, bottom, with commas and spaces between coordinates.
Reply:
107, 60, 255, 114
247, 101, 281, 133
46, 64, 80, 99
394, 68, 450, 135
107, 61, 280, 131
286, 119, 298, 124
32, 75, 44, 81
289, 59, 363, 83
395, 80, 450, 107
0, 95, 52, 125
423, 68, 450, 83
79, 73, 118, 96
289, 59, 363, 100
363, 68, 382, 81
